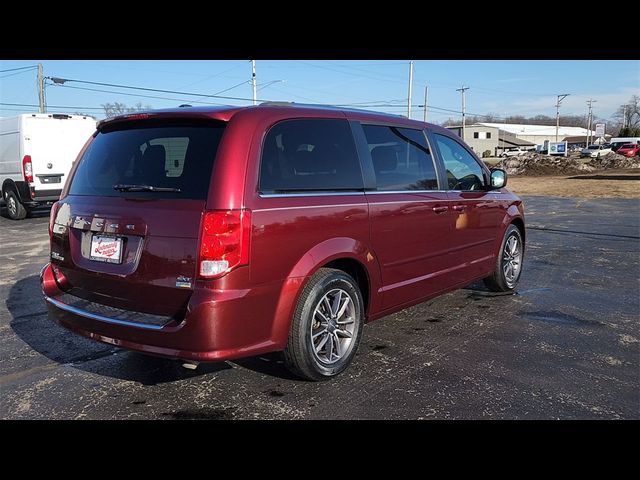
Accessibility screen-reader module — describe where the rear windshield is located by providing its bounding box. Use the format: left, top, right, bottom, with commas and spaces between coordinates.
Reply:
69, 120, 225, 199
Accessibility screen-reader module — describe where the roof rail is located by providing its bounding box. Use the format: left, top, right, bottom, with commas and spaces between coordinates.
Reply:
259, 101, 295, 106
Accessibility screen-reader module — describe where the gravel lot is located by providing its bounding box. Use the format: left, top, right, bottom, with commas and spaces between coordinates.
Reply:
1, 196, 638, 419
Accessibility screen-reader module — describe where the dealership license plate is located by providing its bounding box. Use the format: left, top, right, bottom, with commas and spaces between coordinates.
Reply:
90, 235, 123, 264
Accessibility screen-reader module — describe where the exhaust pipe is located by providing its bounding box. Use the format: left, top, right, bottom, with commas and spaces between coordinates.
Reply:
182, 361, 199, 370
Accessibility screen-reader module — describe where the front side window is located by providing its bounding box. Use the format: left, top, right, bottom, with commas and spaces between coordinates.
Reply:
259, 119, 363, 193
361, 125, 438, 191
434, 134, 486, 191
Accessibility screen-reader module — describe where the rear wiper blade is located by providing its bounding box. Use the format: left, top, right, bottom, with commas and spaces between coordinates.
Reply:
113, 184, 181, 193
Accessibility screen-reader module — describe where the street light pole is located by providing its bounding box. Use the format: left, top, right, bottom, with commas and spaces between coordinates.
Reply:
423, 85, 429, 122
251, 60, 257, 106
555, 94, 569, 142
586, 99, 596, 146
456, 85, 469, 141
407, 61, 414, 119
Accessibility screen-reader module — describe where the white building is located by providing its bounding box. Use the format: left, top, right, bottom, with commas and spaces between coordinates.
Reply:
476, 123, 597, 147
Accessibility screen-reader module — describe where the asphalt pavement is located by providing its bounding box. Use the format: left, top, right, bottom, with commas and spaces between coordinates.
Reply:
1, 196, 638, 419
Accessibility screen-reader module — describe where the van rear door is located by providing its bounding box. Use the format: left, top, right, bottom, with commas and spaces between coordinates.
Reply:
23, 114, 96, 191
50, 118, 226, 318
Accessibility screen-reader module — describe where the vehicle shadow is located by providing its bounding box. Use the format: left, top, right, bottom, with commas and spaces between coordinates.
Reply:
7, 274, 231, 385
231, 353, 301, 381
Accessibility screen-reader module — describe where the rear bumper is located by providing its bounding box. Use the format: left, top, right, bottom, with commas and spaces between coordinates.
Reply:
32, 189, 62, 202
11, 182, 60, 206
40, 263, 285, 362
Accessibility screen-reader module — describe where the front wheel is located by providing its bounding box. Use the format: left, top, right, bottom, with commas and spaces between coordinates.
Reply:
283, 268, 364, 381
484, 224, 524, 292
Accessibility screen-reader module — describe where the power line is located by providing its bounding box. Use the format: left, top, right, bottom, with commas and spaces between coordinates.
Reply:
0, 65, 38, 73
0, 102, 103, 111
0, 69, 38, 80
48, 83, 229, 106
45, 76, 271, 103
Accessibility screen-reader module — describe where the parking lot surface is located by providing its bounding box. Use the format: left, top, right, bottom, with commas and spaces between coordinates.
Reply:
1, 196, 638, 419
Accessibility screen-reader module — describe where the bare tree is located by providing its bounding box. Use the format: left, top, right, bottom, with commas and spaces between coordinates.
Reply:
101, 102, 151, 118
612, 95, 640, 134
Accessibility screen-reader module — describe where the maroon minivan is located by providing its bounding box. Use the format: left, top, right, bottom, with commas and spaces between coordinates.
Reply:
41, 104, 525, 380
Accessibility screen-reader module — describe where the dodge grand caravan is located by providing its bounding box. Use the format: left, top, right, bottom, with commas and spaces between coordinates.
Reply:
41, 104, 525, 381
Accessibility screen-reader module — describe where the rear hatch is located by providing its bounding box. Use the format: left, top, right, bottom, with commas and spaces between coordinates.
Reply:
50, 118, 226, 318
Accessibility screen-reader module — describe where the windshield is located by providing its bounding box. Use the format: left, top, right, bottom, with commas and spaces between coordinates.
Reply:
587, 146, 600, 150
69, 120, 225, 199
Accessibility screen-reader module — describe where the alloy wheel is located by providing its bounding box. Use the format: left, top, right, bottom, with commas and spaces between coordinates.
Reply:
310, 288, 356, 364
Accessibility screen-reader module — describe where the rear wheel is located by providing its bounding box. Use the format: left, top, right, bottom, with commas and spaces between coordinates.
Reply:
283, 268, 364, 381
5, 190, 27, 220
484, 224, 524, 292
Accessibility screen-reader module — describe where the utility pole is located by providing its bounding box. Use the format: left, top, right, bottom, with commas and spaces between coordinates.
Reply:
555, 94, 569, 142
251, 60, 257, 106
586, 99, 596, 146
456, 85, 469, 141
423, 85, 429, 122
37, 63, 45, 113
407, 61, 414, 119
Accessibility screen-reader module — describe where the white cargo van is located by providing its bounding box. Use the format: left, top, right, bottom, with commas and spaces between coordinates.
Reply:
0, 113, 96, 219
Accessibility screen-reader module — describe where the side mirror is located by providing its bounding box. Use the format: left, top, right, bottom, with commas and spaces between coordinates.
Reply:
490, 169, 507, 189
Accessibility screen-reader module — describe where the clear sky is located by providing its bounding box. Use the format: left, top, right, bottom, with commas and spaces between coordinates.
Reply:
1, 60, 638, 123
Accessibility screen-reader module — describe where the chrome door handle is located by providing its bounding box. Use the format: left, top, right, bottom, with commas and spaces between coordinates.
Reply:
432, 206, 449, 214
452, 205, 467, 212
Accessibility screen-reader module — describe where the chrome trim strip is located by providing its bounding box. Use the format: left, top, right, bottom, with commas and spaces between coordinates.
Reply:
259, 192, 366, 198
253, 203, 366, 212
365, 190, 449, 194
380, 254, 494, 292
45, 296, 165, 331
367, 199, 444, 206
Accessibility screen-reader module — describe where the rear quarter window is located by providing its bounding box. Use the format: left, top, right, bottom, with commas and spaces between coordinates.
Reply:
259, 118, 364, 193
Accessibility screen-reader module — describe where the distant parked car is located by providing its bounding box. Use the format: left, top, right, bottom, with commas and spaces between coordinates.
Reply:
617, 144, 640, 157
581, 144, 612, 158
501, 147, 529, 157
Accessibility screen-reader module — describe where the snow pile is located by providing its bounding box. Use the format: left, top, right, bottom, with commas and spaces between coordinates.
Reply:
492, 152, 640, 176
587, 152, 640, 170
495, 154, 595, 176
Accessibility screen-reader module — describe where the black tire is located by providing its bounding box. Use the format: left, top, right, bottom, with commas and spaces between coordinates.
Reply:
283, 268, 364, 381
483, 224, 524, 292
5, 190, 27, 220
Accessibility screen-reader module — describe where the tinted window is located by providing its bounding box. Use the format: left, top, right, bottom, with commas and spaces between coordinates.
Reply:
259, 119, 363, 193
69, 121, 225, 199
434, 134, 486, 191
361, 125, 438, 191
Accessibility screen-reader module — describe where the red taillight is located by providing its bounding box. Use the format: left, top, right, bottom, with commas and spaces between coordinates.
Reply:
22, 155, 33, 183
198, 209, 251, 278
49, 201, 60, 238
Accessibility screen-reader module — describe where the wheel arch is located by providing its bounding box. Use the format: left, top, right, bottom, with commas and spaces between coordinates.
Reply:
268, 237, 381, 349
510, 216, 526, 247
2, 179, 29, 202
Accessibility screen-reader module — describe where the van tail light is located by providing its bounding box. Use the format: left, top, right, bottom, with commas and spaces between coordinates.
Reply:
198, 209, 251, 278
49, 201, 60, 238
22, 155, 33, 183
